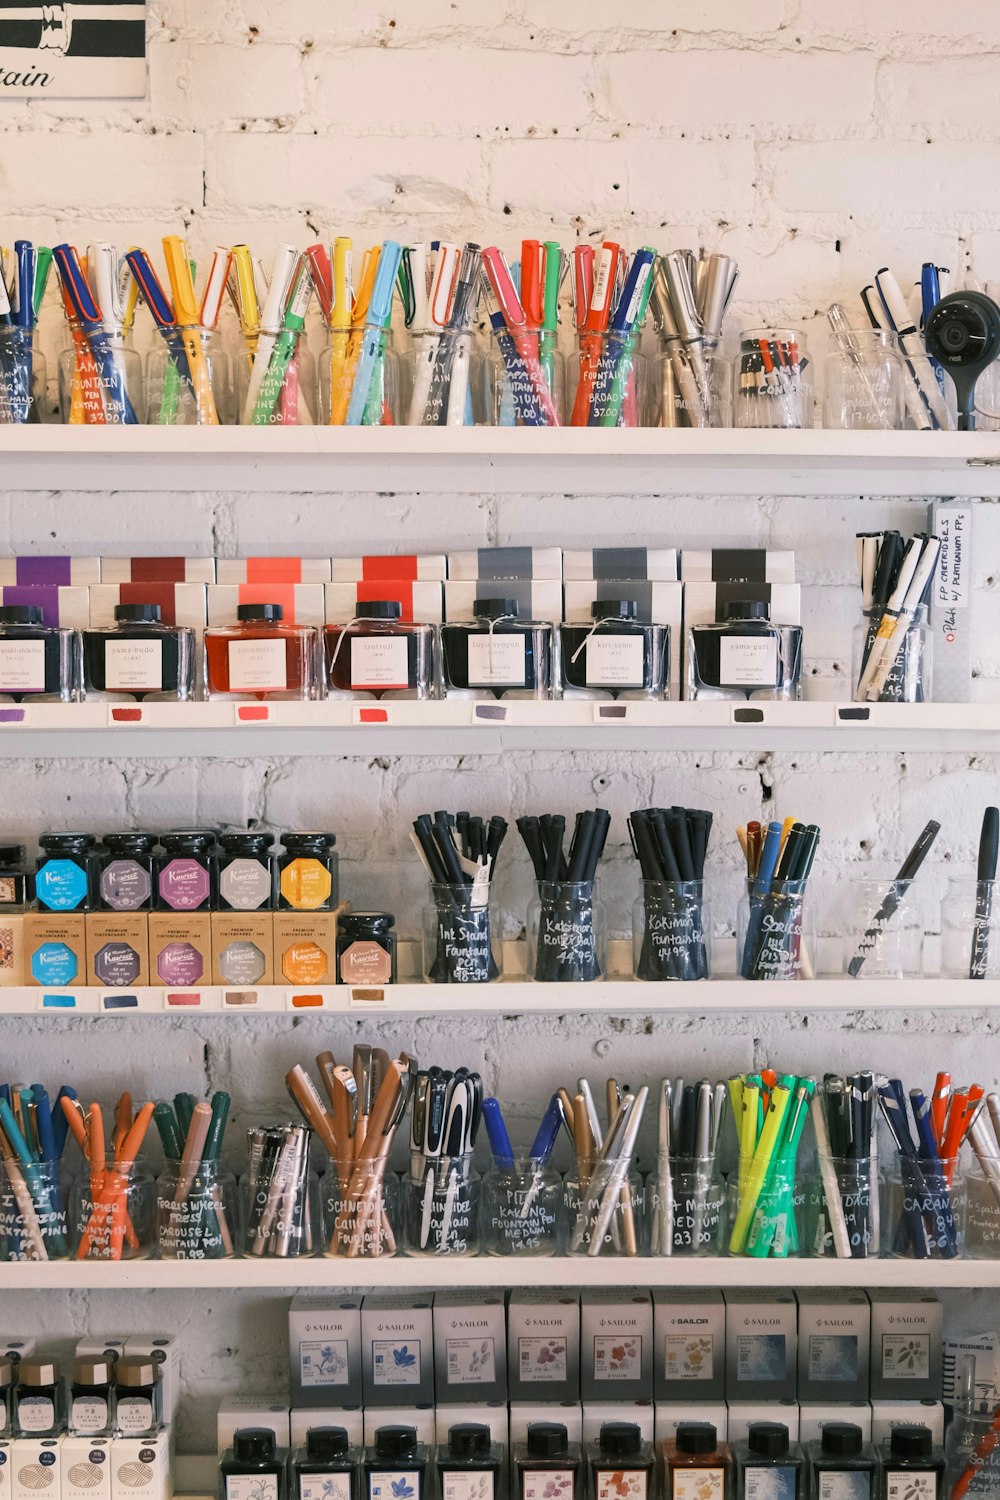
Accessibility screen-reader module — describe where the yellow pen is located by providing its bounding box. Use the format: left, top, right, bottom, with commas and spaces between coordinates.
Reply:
327, 235, 352, 424
119, 248, 141, 334
738, 1077, 759, 1195
229, 244, 260, 368
162, 234, 218, 425
331, 244, 379, 425
351, 246, 379, 328
730, 1074, 793, 1255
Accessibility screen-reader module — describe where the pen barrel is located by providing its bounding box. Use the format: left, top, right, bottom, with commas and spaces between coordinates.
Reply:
422, 882, 500, 985
0, 326, 38, 425
322, 1151, 399, 1260
647, 1153, 726, 1257
806, 1153, 879, 1258
402, 1150, 480, 1257
565, 1161, 643, 1258
729, 1153, 803, 1258
657, 337, 729, 428
738, 877, 813, 981
488, 323, 562, 426
634, 879, 709, 982
156, 1157, 235, 1260
528, 879, 606, 983
482, 1155, 564, 1257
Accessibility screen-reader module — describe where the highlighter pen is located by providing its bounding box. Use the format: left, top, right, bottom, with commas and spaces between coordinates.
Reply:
345, 239, 402, 426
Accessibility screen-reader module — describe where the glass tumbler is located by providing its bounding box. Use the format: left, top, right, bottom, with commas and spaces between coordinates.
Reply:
145, 330, 232, 426
881, 1153, 965, 1258
804, 1154, 880, 1258
737, 877, 816, 980
485, 326, 563, 426
853, 605, 932, 703
647, 1155, 727, 1256
0, 328, 47, 424
570, 332, 648, 427
323, 329, 404, 425
843, 878, 926, 979
0, 1159, 68, 1261
156, 1157, 237, 1260
963, 1162, 1000, 1259
656, 341, 731, 427
70, 1156, 155, 1261
482, 1156, 563, 1257
727, 1157, 804, 1258
58, 336, 142, 424
823, 331, 906, 429
403, 1150, 479, 1256
238, 339, 318, 425
527, 879, 606, 983
564, 1167, 644, 1257
734, 328, 812, 428
323, 1152, 399, 1259
422, 883, 501, 984
633, 879, 710, 981
942, 878, 1000, 980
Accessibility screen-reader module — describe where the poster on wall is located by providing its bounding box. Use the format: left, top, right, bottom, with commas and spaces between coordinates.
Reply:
0, 0, 145, 97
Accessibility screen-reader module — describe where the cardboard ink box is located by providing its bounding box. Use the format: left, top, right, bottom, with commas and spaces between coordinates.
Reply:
273, 913, 337, 986
217, 558, 331, 584
869, 1291, 942, 1400
581, 1288, 652, 1402
101, 558, 216, 584
85, 914, 149, 989
147, 913, 211, 988
444, 578, 562, 626
109, 1429, 172, 1500
25, 914, 86, 988
325, 580, 443, 624
0, 558, 101, 585
332, 554, 447, 583
724, 1288, 797, 1400
796, 1289, 870, 1402
870, 1400, 944, 1444
433, 1290, 507, 1403
727, 1400, 800, 1442
361, 1294, 434, 1407
653, 1289, 725, 1402
10, 1437, 61, 1500
210, 912, 274, 987
0, 913, 26, 986
289, 1293, 363, 1407
564, 548, 678, 582
507, 1289, 581, 1403
799, 1402, 872, 1443
207, 584, 325, 627
680, 549, 797, 583
217, 1398, 289, 1454
63, 1436, 111, 1500
449, 547, 562, 581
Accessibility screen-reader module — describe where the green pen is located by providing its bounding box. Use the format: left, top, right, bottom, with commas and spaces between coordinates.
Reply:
32, 248, 53, 320
540, 241, 562, 397
174, 1092, 195, 1138
251, 258, 313, 425
201, 1091, 231, 1165
153, 1101, 183, 1161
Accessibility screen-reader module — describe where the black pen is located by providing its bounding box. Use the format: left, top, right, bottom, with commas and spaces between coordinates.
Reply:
970, 806, 999, 979
848, 819, 940, 978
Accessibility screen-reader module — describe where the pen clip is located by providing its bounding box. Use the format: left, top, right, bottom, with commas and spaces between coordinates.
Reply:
481, 246, 527, 332
89, 241, 126, 330
124, 249, 176, 327
521, 239, 544, 326
53, 244, 102, 326
199, 246, 233, 332
428, 242, 460, 329
162, 234, 200, 326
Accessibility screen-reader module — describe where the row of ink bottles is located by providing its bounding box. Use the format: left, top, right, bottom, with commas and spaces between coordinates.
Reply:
0, 1354, 160, 1438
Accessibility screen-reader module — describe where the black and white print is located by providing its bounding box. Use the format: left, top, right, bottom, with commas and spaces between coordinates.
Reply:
0, 0, 145, 97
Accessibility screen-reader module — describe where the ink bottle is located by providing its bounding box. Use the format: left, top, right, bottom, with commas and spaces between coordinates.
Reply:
220, 1427, 289, 1500
14, 1357, 62, 1436
513, 1421, 583, 1500
113, 1356, 160, 1437
588, 1422, 655, 1500
82, 603, 195, 701
0, 1356, 13, 1436
688, 599, 803, 702
733, 1422, 804, 1500
205, 603, 317, 701
0, 844, 30, 909
278, 832, 338, 911
662, 1422, 731, 1500
336, 911, 396, 984
440, 597, 553, 700
293, 1425, 359, 1500
99, 831, 157, 912
0, 604, 78, 702
35, 832, 98, 912
215, 831, 276, 912
69, 1356, 114, 1437
325, 601, 436, 700
363, 1425, 429, 1500
559, 599, 670, 700
437, 1422, 502, 1500
806, 1422, 878, 1500
157, 830, 217, 912
879, 1424, 945, 1500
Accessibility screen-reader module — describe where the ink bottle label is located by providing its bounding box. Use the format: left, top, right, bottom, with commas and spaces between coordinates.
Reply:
719, 636, 777, 685
157, 941, 204, 985
340, 941, 391, 984
885, 1474, 935, 1500
283, 940, 329, 984
586, 636, 643, 687
281, 860, 332, 910
0, 641, 45, 692
673, 1469, 725, 1500
372, 1338, 421, 1386
518, 1335, 567, 1381
219, 941, 265, 984
521, 1469, 573, 1500
809, 1335, 858, 1380
351, 638, 409, 690
228, 640, 288, 692
881, 1334, 928, 1379
593, 1333, 640, 1382
227, 1478, 280, 1500
94, 941, 141, 986
17, 1395, 55, 1431
369, 1471, 421, 1500
159, 859, 210, 911
70, 1395, 108, 1433
818, 1474, 870, 1500
105, 640, 163, 692
443, 1475, 495, 1500
744, 1466, 797, 1500
299, 1339, 349, 1387
116, 1395, 153, 1434
596, 1472, 646, 1500
301, 1477, 352, 1500
36, 860, 87, 910
665, 1334, 714, 1381
101, 861, 152, 911
220, 860, 271, 910
446, 1336, 496, 1384
467, 635, 525, 686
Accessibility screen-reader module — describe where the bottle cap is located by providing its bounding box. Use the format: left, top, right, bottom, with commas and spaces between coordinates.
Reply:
0, 844, 26, 864
160, 830, 214, 852
599, 1423, 642, 1458
0, 1357, 13, 1387
474, 597, 520, 621
0, 605, 43, 625
374, 1427, 418, 1461
116, 1356, 157, 1388
39, 832, 95, 851
73, 1357, 113, 1386
448, 1424, 491, 1460
591, 598, 638, 620
356, 601, 402, 620
233, 1429, 277, 1464
219, 830, 275, 854
19, 1358, 58, 1387
237, 603, 283, 621
890, 1425, 932, 1460
282, 832, 337, 852
339, 910, 394, 938
722, 598, 770, 621
748, 1423, 788, 1458
676, 1423, 717, 1455
821, 1424, 863, 1458
104, 831, 157, 854
305, 1428, 349, 1462
114, 604, 162, 624
526, 1424, 568, 1458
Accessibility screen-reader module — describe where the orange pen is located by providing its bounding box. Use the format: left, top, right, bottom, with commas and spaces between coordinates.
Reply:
520, 238, 543, 363
931, 1071, 951, 1146
113, 1091, 132, 1156
570, 239, 621, 425
941, 1085, 981, 1184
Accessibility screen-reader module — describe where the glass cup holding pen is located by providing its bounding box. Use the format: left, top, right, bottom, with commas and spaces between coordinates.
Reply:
55, 242, 143, 425
324, 1150, 400, 1260
628, 807, 714, 982
0, 1091, 69, 1262
565, 1085, 648, 1257
412, 809, 508, 984
239, 1122, 320, 1259
734, 327, 812, 429
728, 1075, 815, 1259
649, 252, 740, 429
853, 532, 940, 705
878, 1078, 966, 1259
403, 1070, 481, 1257
325, 240, 406, 427
520, 810, 610, 983
129, 242, 233, 427
824, 312, 906, 430
844, 821, 940, 981
481, 245, 562, 427
408, 242, 481, 427
0, 326, 47, 425
482, 1097, 565, 1258
737, 820, 820, 982
154, 1092, 235, 1261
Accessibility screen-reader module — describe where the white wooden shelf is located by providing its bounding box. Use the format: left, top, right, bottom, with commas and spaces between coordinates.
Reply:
0, 701, 993, 755
3, 427, 1000, 495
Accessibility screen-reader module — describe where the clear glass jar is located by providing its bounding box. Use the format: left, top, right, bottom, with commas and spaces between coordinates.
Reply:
945, 1392, 1000, 1500
734, 328, 812, 429
70, 1155, 155, 1260
205, 603, 318, 701
942, 878, 1000, 979
0, 604, 78, 702
440, 598, 553, 700
823, 331, 906, 430
738, 877, 816, 981
881, 1154, 965, 1259
325, 602, 437, 700
656, 341, 731, 428
403, 1149, 480, 1256
728, 1156, 804, 1257
843, 878, 925, 979
804, 1155, 880, 1258
647, 1154, 727, 1256
688, 600, 803, 702
564, 1167, 644, 1257
853, 605, 932, 704
962, 1162, 1000, 1259
238, 339, 318, 425
570, 332, 648, 427
58, 337, 143, 424
145, 329, 232, 426
633, 880, 710, 980
82, 603, 195, 702
240, 1126, 320, 1258
156, 1156, 236, 1260
485, 325, 564, 426
0, 1159, 68, 1261
323, 1152, 399, 1259
482, 1155, 564, 1257
409, 329, 476, 426
559, 601, 670, 701
322, 329, 402, 426
0, 328, 47, 424
422, 883, 501, 984
527, 878, 606, 982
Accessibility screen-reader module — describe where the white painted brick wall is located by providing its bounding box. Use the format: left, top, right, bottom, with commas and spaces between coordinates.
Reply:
1, 0, 1000, 1463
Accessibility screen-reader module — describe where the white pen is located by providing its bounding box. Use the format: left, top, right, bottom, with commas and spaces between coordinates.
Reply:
876, 267, 953, 430
809, 1091, 851, 1257
407, 241, 458, 425
241, 243, 298, 424
866, 536, 941, 702
588, 1086, 648, 1258
856, 534, 924, 699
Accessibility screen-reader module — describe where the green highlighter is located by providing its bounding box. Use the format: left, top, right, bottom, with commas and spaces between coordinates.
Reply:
251, 258, 313, 425
540, 241, 562, 396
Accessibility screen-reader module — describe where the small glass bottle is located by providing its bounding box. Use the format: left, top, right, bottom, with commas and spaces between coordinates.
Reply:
880, 1425, 945, 1500
733, 1422, 804, 1500
220, 1427, 289, 1500
662, 1422, 731, 1500
337, 911, 396, 984
82, 604, 195, 702
0, 843, 30, 909
205, 603, 318, 701
559, 600, 670, 700
364, 1425, 429, 1500
215, 831, 276, 912
0, 604, 78, 702
440, 597, 553, 700
69, 1356, 113, 1437
689, 598, 803, 701
157, 830, 217, 912
14, 1357, 62, 1436
436, 1423, 502, 1500
589, 1421, 655, 1500
0, 1356, 14, 1437
99, 831, 157, 912
513, 1422, 583, 1500
325, 601, 437, 700
278, 832, 339, 911
113, 1356, 159, 1437
807, 1422, 878, 1500
293, 1426, 359, 1500
35, 832, 98, 913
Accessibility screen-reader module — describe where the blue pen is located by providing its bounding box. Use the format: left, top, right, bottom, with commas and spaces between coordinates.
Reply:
124, 248, 193, 394
528, 1093, 563, 1166
13, 242, 35, 331
908, 1086, 958, 1260
346, 239, 403, 426
588, 247, 656, 427
740, 820, 783, 977
30, 1086, 57, 1165
480, 1096, 515, 1169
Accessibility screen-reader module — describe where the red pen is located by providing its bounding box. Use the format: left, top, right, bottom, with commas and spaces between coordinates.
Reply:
306, 244, 333, 324
572, 245, 594, 333
481, 246, 560, 425
521, 239, 544, 363
571, 239, 621, 425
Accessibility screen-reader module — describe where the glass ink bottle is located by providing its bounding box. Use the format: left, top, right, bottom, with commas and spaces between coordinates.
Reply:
69, 1356, 114, 1437
35, 832, 98, 912
436, 1422, 502, 1500
293, 1425, 359, 1500
513, 1421, 583, 1500
733, 1422, 804, 1500
99, 831, 157, 912
220, 1427, 289, 1500
559, 600, 670, 701
215, 831, 276, 912
0, 1356, 13, 1436
336, 911, 396, 984
662, 1422, 731, 1500
14, 1357, 62, 1436
205, 603, 317, 701
113, 1356, 160, 1437
157, 830, 217, 912
0, 844, 30, 909
363, 1425, 428, 1500
879, 1424, 945, 1500
688, 599, 803, 702
0, 604, 78, 702
82, 604, 195, 702
278, 832, 338, 911
806, 1422, 878, 1500
440, 597, 553, 700
588, 1422, 655, 1500
325, 601, 436, 700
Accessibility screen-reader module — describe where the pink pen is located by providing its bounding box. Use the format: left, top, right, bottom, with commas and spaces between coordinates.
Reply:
481, 246, 560, 426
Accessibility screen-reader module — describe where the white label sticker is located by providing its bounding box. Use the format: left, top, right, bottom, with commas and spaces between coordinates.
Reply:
517, 1334, 567, 1382
673, 1469, 725, 1500
809, 1333, 859, 1381
70, 1395, 109, 1434
372, 1337, 421, 1386
446, 1334, 496, 1385
104, 639, 163, 691
719, 635, 778, 686
664, 1333, 714, 1381
299, 1338, 349, 1387
228, 639, 287, 691
0, 640, 46, 692
467, 634, 526, 687
16, 1395, 55, 1432
369, 1471, 421, 1500
227, 1477, 279, 1500
597, 1472, 647, 1500
882, 1332, 929, 1380
593, 1332, 642, 1382
301, 1474, 353, 1500
351, 637, 410, 690
521, 1470, 575, 1500
586, 635, 644, 687
115, 1395, 154, 1434
885, 1473, 936, 1500
443, 1475, 495, 1500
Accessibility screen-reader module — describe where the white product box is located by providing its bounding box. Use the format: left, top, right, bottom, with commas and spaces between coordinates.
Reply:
508, 1403, 582, 1446
444, 579, 562, 626
325, 581, 443, 624
10, 1437, 61, 1500
653, 1402, 728, 1443
0, 559, 101, 585
0, 1340, 35, 1366
796, 1290, 870, 1403
217, 1398, 289, 1455
362, 1406, 435, 1445
109, 1430, 172, 1500
580, 1289, 652, 1403
216, 559, 330, 584
62, 1436, 112, 1500
582, 1402, 655, 1444
0, 586, 89, 630
448, 548, 562, 581
653, 1289, 725, 1402
75, 1339, 127, 1362
726, 1400, 800, 1443
122, 1338, 179, 1426
100, 559, 215, 584
433, 1291, 507, 1403
332, 555, 446, 583
870, 1400, 944, 1445
565, 548, 678, 582
507, 1290, 581, 1403
207, 584, 325, 627
723, 1288, 798, 1400
361, 1295, 434, 1407
288, 1293, 363, 1407
798, 1403, 872, 1444
869, 1291, 942, 1400
680, 550, 797, 583
290, 1408, 363, 1449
